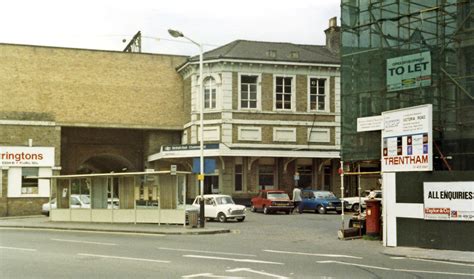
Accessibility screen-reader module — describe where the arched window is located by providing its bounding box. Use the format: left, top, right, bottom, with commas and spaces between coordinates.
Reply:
203, 77, 217, 109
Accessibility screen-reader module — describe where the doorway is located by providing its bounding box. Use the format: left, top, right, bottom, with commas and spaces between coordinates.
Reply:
204, 176, 219, 194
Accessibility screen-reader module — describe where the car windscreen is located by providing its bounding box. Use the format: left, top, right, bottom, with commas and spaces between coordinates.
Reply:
215, 196, 235, 205
314, 191, 336, 199
267, 193, 289, 199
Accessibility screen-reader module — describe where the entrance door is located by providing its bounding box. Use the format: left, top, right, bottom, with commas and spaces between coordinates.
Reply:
204, 176, 219, 194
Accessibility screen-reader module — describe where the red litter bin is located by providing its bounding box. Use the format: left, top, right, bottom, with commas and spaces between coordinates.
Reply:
365, 199, 381, 237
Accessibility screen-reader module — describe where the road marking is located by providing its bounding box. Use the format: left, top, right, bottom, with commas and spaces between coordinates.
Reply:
0, 227, 164, 237
182, 273, 244, 278
78, 253, 170, 263
158, 247, 256, 257
264, 249, 363, 259
227, 267, 289, 278
51, 238, 117, 246
183, 254, 284, 265
0, 246, 36, 252
317, 260, 474, 277
390, 256, 474, 267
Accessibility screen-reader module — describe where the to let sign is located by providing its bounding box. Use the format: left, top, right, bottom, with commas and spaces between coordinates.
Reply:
387, 51, 431, 92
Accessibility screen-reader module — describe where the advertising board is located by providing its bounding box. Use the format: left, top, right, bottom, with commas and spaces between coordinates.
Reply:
424, 182, 474, 221
387, 51, 431, 92
381, 104, 432, 172
0, 146, 55, 167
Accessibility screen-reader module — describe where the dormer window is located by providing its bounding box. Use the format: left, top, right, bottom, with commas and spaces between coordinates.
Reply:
266, 50, 277, 58
290, 51, 300, 59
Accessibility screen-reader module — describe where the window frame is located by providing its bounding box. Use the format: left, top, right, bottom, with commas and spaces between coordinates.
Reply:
273, 75, 296, 111
203, 76, 218, 110
238, 73, 261, 111
21, 167, 39, 195
307, 76, 330, 112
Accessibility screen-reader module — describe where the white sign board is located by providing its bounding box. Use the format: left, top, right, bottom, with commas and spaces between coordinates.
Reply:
357, 115, 384, 132
424, 182, 474, 221
381, 104, 432, 172
0, 146, 55, 167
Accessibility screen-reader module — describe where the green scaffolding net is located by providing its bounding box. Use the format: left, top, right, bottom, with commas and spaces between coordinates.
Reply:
341, 0, 474, 171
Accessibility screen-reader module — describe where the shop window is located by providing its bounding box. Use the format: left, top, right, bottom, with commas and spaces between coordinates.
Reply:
259, 165, 274, 190
323, 166, 332, 191
21, 167, 38, 194
234, 164, 243, 192
297, 165, 312, 188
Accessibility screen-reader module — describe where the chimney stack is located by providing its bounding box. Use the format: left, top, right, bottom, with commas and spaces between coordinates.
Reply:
324, 17, 341, 55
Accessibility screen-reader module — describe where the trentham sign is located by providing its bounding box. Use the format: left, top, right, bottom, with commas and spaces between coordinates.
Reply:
381, 104, 432, 172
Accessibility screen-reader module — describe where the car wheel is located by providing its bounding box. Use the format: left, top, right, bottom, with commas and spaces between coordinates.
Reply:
263, 206, 269, 214
237, 217, 245, 222
250, 205, 256, 212
336, 210, 342, 214
317, 205, 326, 214
352, 203, 360, 212
217, 213, 227, 223
285, 210, 291, 215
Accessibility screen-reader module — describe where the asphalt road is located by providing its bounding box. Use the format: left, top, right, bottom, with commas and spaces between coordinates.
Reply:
1, 211, 473, 278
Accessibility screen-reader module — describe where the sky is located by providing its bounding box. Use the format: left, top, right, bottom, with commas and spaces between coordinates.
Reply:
0, 0, 340, 56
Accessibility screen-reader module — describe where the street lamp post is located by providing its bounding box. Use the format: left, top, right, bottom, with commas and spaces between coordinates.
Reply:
168, 29, 205, 228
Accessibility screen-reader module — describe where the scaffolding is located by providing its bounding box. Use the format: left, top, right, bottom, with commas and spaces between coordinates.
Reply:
341, 0, 474, 171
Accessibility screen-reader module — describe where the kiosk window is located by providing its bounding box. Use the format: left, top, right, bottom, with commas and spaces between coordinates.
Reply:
22, 167, 38, 194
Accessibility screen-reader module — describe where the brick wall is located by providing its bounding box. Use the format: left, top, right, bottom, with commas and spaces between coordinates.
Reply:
0, 44, 187, 129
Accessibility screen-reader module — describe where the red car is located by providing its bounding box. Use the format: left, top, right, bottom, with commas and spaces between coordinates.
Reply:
250, 190, 293, 214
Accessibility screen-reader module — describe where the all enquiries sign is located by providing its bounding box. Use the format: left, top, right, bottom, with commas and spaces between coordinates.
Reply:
381, 104, 432, 172
0, 146, 55, 167
424, 182, 474, 221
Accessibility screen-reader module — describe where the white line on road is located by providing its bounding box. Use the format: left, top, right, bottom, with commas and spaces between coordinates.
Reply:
78, 253, 170, 263
264, 249, 363, 259
182, 273, 244, 278
51, 238, 117, 246
0, 246, 36, 252
227, 267, 289, 279
316, 260, 474, 277
390, 256, 474, 267
183, 254, 284, 265
158, 247, 256, 257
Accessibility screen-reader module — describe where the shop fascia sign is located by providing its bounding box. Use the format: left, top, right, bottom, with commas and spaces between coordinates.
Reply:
424, 181, 474, 221
0, 146, 55, 167
162, 143, 219, 152
357, 104, 433, 172
386, 51, 432, 92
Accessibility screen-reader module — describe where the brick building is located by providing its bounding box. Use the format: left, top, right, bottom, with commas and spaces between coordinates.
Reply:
0, 19, 341, 216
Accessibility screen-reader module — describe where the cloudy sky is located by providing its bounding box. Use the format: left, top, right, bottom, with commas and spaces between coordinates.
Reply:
0, 0, 340, 56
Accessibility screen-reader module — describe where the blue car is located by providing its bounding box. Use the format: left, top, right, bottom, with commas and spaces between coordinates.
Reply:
300, 190, 345, 214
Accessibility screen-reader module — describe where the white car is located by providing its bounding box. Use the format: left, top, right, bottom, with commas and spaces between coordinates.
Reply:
42, 194, 91, 216
342, 190, 382, 212
192, 194, 246, 223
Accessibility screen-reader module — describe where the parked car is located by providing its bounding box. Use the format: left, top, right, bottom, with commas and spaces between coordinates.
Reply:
192, 194, 246, 223
300, 190, 346, 214
341, 190, 382, 212
41, 194, 91, 216
250, 190, 293, 214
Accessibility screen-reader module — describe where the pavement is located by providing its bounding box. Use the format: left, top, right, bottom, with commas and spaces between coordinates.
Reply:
1, 216, 473, 264
0, 215, 230, 235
